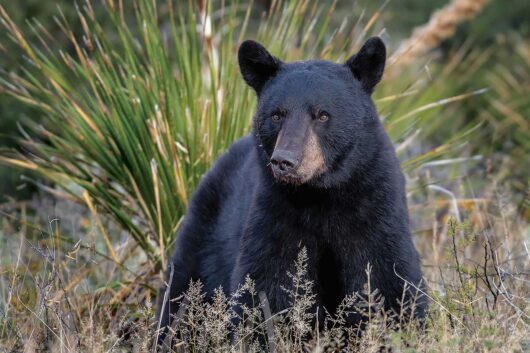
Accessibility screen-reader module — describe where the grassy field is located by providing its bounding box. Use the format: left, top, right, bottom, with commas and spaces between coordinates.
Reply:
1, 187, 528, 352
0, 0, 529, 352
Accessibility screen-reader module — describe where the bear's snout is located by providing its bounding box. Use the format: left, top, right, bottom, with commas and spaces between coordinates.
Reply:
269, 124, 327, 185
271, 149, 299, 175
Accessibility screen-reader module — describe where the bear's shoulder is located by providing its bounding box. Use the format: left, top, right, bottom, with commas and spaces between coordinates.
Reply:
194, 134, 256, 198
213, 134, 254, 176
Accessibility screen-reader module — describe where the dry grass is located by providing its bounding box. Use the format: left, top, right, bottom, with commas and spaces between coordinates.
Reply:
1, 177, 528, 352
389, 0, 489, 70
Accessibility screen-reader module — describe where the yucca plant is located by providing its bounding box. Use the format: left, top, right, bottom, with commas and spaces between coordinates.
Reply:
0, 0, 482, 269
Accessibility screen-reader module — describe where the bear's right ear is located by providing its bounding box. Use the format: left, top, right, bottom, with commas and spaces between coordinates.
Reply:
238, 40, 282, 94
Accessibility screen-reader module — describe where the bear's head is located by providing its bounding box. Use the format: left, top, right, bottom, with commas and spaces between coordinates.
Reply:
239, 37, 386, 188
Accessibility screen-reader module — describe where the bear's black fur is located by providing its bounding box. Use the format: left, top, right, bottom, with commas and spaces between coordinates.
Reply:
156, 37, 426, 346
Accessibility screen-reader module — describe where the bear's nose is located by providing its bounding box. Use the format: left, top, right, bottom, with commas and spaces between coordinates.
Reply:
271, 150, 298, 172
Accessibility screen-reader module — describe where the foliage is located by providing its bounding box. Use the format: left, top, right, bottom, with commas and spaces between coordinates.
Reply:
1, 198, 528, 351
0, 0, 480, 267
479, 37, 530, 194
409, 36, 530, 200
0, 0, 78, 201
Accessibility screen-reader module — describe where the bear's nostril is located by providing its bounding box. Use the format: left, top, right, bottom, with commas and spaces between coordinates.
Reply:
280, 160, 294, 171
271, 149, 298, 173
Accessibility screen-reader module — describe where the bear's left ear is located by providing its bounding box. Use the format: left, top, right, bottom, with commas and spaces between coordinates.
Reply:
238, 40, 282, 95
345, 37, 386, 94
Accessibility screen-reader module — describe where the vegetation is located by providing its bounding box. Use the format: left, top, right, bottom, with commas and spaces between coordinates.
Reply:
0, 0, 528, 352
1, 201, 527, 352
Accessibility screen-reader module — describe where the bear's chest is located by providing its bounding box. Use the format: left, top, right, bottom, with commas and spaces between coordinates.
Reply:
292, 202, 363, 238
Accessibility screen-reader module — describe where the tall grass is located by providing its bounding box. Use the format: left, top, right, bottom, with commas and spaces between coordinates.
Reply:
0, 0, 484, 268
1, 197, 528, 351
389, 0, 488, 69
482, 38, 530, 197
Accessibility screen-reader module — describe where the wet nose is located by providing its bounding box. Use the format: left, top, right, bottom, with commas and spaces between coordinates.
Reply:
271, 150, 298, 172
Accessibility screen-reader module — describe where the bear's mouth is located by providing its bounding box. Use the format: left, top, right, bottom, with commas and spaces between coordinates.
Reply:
269, 154, 328, 185
268, 163, 299, 184
274, 172, 304, 185
270, 165, 316, 186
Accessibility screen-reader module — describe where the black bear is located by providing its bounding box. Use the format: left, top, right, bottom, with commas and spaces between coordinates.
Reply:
156, 37, 426, 346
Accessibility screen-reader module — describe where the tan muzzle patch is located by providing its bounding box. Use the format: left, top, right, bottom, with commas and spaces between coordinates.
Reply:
298, 128, 326, 182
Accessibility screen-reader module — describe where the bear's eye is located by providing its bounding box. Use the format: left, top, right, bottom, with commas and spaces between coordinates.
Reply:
271, 114, 281, 122
318, 112, 330, 122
